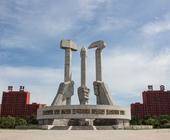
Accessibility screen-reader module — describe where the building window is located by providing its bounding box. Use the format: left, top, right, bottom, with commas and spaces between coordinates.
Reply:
106, 110, 119, 115
72, 109, 90, 114
61, 109, 71, 114
120, 110, 125, 115
54, 110, 60, 114
43, 110, 53, 115
92, 109, 105, 114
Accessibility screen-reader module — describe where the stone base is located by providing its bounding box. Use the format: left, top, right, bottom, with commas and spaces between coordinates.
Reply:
53, 119, 69, 126
112, 119, 130, 129
37, 105, 131, 127
38, 119, 69, 126
68, 119, 94, 126
41, 125, 54, 130
38, 119, 54, 125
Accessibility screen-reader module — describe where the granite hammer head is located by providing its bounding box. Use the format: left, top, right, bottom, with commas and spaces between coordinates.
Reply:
60, 40, 78, 51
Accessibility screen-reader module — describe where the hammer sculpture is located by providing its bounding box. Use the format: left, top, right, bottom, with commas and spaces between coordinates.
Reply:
51, 40, 78, 106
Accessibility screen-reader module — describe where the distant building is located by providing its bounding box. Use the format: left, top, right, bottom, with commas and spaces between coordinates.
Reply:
1, 86, 46, 118
131, 85, 170, 119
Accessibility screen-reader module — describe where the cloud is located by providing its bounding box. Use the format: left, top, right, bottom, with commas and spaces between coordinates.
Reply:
76, 0, 108, 20
0, 0, 75, 49
0, 35, 34, 49
1, 0, 170, 107
1, 47, 170, 106
141, 16, 170, 36
103, 49, 170, 94
96, 17, 132, 32
0, 66, 63, 104
0, 0, 110, 49
91, 47, 170, 105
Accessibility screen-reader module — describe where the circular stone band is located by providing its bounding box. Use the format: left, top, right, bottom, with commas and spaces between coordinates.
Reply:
37, 105, 131, 120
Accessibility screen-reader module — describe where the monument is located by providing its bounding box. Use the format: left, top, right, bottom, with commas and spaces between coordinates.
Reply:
37, 39, 131, 129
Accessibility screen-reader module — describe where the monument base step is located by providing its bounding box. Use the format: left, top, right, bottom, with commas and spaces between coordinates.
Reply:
50, 126, 70, 130
71, 125, 94, 130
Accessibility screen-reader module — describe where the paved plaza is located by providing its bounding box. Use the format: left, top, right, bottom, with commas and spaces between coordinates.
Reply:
0, 129, 170, 140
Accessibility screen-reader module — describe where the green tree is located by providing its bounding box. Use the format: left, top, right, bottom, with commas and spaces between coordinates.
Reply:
144, 117, 160, 128
130, 117, 143, 125
159, 115, 170, 121
0, 116, 16, 128
160, 119, 168, 125
27, 116, 38, 125
130, 117, 138, 125
15, 118, 27, 126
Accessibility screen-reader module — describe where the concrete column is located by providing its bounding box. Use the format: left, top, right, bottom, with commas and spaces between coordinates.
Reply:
64, 49, 72, 82
95, 48, 102, 81
80, 47, 87, 87
88, 40, 105, 82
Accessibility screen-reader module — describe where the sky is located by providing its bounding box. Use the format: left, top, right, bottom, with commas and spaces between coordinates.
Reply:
1, 0, 170, 106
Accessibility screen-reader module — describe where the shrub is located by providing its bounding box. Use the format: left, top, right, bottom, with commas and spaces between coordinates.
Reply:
0, 116, 27, 128
27, 116, 38, 125
15, 118, 27, 127
0, 116, 16, 128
